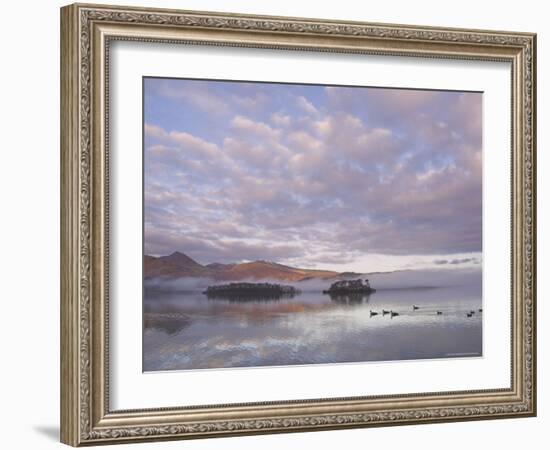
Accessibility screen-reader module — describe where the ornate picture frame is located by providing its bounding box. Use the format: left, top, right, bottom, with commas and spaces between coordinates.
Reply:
60, 3, 536, 446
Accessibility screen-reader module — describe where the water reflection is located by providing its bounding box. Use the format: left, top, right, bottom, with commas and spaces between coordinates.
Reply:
144, 312, 193, 336
143, 282, 482, 371
328, 292, 371, 305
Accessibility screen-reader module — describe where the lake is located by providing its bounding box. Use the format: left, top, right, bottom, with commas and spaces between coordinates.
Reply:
143, 269, 482, 371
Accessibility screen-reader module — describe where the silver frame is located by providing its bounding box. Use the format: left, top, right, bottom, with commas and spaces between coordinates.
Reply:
61, 3, 536, 446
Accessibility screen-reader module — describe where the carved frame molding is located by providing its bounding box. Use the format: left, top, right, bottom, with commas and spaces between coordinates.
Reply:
61, 3, 536, 446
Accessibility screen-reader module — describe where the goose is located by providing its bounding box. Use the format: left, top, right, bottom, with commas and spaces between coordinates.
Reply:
478, 308, 483, 313
390, 311, 399, 317
370, 310, 379, 317
436, 311, 443, 315
412, 305, 419, 310
469, 310, 476, 315
382, 309, 390, 315
466, 312, 473, 317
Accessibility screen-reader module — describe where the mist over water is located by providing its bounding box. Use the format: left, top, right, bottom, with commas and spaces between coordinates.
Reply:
143, 268, 482, 371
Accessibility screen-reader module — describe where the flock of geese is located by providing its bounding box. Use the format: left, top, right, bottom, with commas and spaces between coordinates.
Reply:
369, 305, 483, 318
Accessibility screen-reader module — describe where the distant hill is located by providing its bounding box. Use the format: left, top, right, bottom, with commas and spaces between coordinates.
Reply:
144, 252, 340, 281
144, 252, 211, 278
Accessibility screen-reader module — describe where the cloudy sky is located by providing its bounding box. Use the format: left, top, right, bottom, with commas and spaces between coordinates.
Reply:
144, 77, 482, 272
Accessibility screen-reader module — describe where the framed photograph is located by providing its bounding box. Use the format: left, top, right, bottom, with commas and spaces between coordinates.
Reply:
60, 3, 536, 446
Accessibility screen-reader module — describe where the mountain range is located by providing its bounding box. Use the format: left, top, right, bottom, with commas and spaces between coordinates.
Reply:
144, 251, 358, 282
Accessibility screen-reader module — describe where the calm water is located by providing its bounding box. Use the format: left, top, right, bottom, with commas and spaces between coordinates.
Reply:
143, 272, 482, 371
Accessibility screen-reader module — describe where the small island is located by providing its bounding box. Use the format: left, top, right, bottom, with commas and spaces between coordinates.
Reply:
323, 279, 376, 295
203, 282, 300, 300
